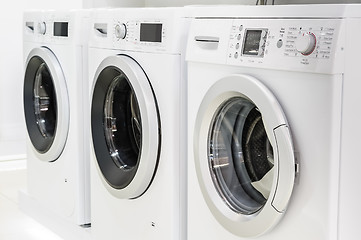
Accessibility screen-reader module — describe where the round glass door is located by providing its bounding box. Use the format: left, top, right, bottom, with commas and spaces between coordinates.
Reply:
208, 97, 274, 215
23, 48, 69, 161
194, 74, 295, 237
91, 55, 160, 199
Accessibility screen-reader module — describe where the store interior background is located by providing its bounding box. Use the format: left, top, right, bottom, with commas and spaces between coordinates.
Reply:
1, 0, 361, 163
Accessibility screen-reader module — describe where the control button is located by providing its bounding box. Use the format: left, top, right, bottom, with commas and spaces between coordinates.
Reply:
234, 52, 239, 58
296, 32, 317, 55
237, 34, 242, 40
235, 43, 240, 50
38, 22, 46, 35
239, 25, 243, 31
115, 23, 127, 40
277, 39, 283, 48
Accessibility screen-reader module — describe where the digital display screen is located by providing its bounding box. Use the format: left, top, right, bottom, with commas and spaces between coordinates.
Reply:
54, 22, 68, 37
140, 23, 162, 43
242, 30, 262, 56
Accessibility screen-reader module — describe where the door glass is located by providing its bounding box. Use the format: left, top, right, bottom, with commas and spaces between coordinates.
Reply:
208, 97, 274, 215
103, 72, 142, 170
33, 63, 57, 140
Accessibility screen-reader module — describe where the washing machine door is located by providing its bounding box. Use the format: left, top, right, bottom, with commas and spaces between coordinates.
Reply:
194, 74, 295, 237
91, 55, 160, 199
23, 47, 69, 162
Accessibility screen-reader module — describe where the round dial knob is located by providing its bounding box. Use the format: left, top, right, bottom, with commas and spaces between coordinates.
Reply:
296, 32, 316, 55
115, 23, 127, 40
38, 22, 46, 35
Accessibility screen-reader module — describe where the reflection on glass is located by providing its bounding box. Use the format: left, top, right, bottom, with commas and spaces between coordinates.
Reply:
33, 63, 57, 139
103, 72, 142, 170
208, 97, 274, 215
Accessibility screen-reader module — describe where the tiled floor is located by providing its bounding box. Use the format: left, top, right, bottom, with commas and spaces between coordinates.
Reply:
0, 159, 64, 240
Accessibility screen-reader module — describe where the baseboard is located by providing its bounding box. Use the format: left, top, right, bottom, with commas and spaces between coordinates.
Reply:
0, 158, 26, 171
0, 139, 26, 160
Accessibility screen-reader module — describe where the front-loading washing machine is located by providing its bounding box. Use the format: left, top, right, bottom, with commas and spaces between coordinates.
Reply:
186, 4, 361, 240
23, 10, 91, 226
89, 8, 189, 240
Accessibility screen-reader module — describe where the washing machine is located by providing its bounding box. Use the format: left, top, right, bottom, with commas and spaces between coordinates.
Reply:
89, 8, 188, 240
186, 4, 361, 240
23, 10, 91, 226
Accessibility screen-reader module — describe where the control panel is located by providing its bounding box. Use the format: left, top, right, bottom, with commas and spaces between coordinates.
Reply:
23, 11, 90, 45
25, 18, 72, 42
226, 19, 342, 71
112, 19, 166, 50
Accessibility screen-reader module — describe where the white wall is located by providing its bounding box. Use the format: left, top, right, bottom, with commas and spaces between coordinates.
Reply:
86, 0, 361, 8
89, 0, 145, 7
0, 0, 83, 158
276, 0, 361, 4
145, 0, 255, 7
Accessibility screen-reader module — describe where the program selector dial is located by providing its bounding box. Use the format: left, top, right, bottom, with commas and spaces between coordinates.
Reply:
38, 22, 46, 35
296, 32, 317, 55
115, 23, 127, 40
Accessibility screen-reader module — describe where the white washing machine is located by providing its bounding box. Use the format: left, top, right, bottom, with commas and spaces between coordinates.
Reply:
186, 4, 361, 240
89, 8, 188, 240
23, 10, 91, 226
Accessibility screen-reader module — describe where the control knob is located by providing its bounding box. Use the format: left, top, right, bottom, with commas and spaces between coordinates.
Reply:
115, 23, 127, 40
296, 32, 316, 55
38, 22, 46, 35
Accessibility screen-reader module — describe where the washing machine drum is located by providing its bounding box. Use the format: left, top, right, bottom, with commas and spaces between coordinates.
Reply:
194, 74, 296, 237
23, 47, 69, 162
91, 55, 160, 199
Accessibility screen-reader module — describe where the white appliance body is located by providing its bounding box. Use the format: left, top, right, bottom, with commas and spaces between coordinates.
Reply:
23, 10, 90, 225
186, 4, 361, 240
89, 8, 188, 240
